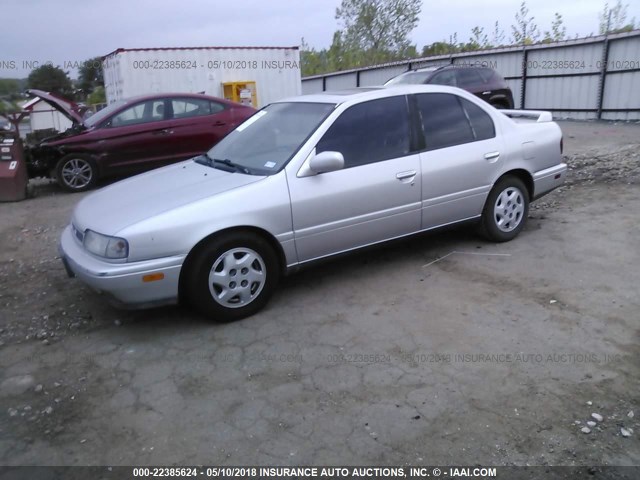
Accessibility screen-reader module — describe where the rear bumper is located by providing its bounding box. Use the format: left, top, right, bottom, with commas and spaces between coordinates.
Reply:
59, 225, 184, 308
532, 163, 567, 201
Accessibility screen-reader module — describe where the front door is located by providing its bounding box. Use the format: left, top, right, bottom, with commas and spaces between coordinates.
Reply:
96, 99, 177, 175
287, 95, 422, 263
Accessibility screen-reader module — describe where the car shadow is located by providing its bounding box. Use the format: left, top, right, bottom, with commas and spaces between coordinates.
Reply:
280, 224, 483, 292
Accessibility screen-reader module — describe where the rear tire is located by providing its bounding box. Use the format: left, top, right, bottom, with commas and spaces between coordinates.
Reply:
479, 176, 529, 242
184, 232, 280, 322
55, 154, 97, 192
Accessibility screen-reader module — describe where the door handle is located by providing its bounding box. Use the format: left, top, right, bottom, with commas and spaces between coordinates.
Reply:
213, 121, 227, 127
484, 151, 500, 162
482, 91, 491, 95
396, 170, 417, 181
153, 129, 173, 135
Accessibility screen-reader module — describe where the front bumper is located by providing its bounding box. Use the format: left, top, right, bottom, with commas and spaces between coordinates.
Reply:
532, 163, 567, 200
59, 225, 185, 308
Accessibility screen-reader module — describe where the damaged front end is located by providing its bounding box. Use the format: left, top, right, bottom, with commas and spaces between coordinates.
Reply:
25, 144, 60, 178
25, 125, 86, 179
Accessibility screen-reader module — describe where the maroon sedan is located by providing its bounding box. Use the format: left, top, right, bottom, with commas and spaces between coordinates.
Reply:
26, 90, 256, 191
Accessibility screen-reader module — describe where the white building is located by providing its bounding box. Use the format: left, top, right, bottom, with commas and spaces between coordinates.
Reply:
102, 46, 301, 107
22, 97, 72, 132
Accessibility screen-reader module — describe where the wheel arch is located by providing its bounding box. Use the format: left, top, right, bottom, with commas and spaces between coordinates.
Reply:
489, 98, 509, 109
495, 169, 534, 200
57, 151, 101, 174
177, 226, 287, 305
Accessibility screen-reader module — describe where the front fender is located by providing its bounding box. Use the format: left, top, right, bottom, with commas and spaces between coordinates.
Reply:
116, 173, 297, 266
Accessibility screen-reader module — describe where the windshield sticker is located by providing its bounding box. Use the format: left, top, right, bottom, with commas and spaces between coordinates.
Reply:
264, 161, 276, 168
236, 110, 267, 131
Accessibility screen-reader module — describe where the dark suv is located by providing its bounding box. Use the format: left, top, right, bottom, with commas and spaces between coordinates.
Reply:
385, 65, 514, 109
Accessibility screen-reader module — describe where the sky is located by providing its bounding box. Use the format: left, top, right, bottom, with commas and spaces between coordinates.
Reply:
1, 0, 638, 78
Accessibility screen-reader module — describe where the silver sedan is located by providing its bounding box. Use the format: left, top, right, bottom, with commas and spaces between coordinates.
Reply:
60, 85, 566, 321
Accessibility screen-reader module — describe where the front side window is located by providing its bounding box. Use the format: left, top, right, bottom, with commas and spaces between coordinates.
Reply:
416, 93, 495, 150
109, 100, 165, 127
316, 96, 410, 168
385, 71, 434, 86
429, 70, 457, 86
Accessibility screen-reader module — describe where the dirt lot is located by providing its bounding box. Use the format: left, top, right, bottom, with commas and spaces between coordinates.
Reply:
1, 121, 639, 468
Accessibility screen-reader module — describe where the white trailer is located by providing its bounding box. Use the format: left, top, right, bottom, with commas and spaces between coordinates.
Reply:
102, 46, 301, 108
22, 97, 72, 133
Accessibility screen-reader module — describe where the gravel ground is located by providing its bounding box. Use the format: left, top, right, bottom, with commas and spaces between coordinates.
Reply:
0, 120, 638, 469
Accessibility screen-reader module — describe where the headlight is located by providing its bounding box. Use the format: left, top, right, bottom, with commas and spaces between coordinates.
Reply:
83, 230, 129, 259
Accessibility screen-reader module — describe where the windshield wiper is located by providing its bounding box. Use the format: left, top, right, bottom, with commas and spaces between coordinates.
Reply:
214, 158, 252, 174
196, 153, 251, 174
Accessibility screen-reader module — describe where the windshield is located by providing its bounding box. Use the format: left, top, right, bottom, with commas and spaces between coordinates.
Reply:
84, 99, 128, 127
205, 102, 335, 175
385, 71, 434, 86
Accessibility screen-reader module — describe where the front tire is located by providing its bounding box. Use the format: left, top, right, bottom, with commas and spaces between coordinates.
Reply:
55, 154, 97, 192
184, 232, 280, 322
479, 176, 529, 242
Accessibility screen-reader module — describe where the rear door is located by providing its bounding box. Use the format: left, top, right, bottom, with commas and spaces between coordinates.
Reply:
287, 95, 422, 262
415, 93, 503, 228
167, 97, 235, 158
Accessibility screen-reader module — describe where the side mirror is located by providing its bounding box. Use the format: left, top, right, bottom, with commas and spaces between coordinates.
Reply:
308, 151, 344, 174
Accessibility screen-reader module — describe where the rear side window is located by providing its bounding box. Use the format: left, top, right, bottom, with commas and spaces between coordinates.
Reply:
416, 93, 495, 150
477, 68, 495, 83
456, 69, 484, 88
416, 93, 474, 150
460, 98, 495, 141
171, 98, 224, 119
316, 96, 410, 168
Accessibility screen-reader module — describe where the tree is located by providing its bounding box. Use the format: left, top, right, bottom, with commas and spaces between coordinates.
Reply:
300, 38, 324, 76
27, 64, 74, 99
511, 1, 540, 45
0, 79, 20, 98
335, 0, 422, 59
464, 26, 489, 51
87, 86, 106, 106
492, 21, 506, 47
77, 57, 104, 98
599, 1, 636, 34
422, 41, 457, 56
543, 13, 567, 42
327, 31, 363, 70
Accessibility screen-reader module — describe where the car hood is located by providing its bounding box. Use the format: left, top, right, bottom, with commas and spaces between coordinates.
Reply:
26, 89, 86, 125
73, 160, 265, 235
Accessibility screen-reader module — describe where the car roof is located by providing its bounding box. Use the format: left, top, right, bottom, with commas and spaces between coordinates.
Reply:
277, 84, 471, 105
118, 92, 232, 104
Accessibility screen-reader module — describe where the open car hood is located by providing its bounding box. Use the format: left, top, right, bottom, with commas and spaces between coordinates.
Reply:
26, 89, 86, 125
